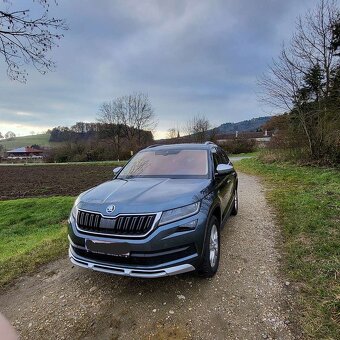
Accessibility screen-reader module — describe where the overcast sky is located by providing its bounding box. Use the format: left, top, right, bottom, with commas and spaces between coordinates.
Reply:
0, 0, 319, 138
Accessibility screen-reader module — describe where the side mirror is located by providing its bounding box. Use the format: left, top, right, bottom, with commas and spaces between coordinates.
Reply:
113, 166, 122, 175
216, 163, 233, 175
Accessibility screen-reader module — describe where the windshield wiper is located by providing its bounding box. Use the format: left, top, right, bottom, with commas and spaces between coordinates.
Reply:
125, 175, 137, 179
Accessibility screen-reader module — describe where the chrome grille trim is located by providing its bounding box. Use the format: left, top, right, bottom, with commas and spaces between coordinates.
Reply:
75, 209, 162, 238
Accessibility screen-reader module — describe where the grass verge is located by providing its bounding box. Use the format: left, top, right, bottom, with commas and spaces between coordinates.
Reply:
236, 158, 340, 339
229, 151, 259, 157
0, 196, 74, 288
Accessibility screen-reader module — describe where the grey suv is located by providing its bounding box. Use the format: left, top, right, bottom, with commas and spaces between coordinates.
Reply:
68, 142, 238, 278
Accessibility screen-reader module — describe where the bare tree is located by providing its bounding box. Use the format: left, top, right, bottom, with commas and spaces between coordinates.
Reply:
185, 114, 211, 143
121, 93, 157, 145
0, 0, 68, 82
98, 100, 124, 159
168, 123, 181, 139
133, 93, 156, 134
0, 131, 3, 139
259, 0, 340, 160
98, 101, 120, 125
167, 128, 177, 139
5, 131, 15, 139
98, 93, 157, 156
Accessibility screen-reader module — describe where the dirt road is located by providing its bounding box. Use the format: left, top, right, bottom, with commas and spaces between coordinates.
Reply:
0, 173, 297, 339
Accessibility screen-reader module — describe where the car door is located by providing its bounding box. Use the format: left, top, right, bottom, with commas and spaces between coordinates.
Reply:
220, 149, 236, 211
212, 147, 231, 218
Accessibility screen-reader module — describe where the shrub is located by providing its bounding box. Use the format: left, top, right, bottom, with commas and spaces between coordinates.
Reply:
221, 139, 256, 154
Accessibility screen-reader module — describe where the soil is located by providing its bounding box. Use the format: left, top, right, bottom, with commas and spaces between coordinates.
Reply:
0, 164, 114, 200
0, 173, 299, 339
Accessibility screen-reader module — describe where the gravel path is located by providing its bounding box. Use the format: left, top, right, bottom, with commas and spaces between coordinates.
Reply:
0, 173, 296, 339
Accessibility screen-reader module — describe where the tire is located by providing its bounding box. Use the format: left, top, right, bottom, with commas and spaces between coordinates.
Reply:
198, 216, 220, 278
231, 188, 238, 216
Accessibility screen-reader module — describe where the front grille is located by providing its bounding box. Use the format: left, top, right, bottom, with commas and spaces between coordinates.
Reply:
77, 211, 101, 229
77, 210, 156, 237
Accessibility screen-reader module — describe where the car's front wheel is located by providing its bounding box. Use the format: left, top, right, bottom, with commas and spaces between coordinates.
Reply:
198, 216, 220, 278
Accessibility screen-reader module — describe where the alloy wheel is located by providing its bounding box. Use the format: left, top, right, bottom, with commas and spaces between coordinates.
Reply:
209, 224, 219, 268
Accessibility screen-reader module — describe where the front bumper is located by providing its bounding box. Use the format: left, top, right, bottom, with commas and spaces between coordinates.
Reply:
68, 209, 209, 277
69, 246, 195, 278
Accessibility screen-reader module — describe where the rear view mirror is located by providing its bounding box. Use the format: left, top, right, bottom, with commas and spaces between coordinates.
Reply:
113, 166, 122, 175
216, 163, 233, 175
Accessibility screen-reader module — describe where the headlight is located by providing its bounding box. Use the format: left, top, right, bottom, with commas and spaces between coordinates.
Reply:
71, 205, 78, 220
70, 195, 81, 219
159, 202, 200, 226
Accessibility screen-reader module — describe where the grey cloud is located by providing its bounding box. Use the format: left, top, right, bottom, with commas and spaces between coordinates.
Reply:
0, 0, 319, 135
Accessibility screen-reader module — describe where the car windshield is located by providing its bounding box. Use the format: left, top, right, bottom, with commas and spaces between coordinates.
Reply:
118, 149, 209, 178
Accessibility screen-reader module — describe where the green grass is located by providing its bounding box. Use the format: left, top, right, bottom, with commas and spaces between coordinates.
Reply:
229, 151, 259, 157
236, 158, 340, 339
0, 133, 53, 149
0, 196, 74, 288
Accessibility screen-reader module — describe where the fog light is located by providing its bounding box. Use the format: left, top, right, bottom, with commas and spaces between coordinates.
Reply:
178, 220, 197, 230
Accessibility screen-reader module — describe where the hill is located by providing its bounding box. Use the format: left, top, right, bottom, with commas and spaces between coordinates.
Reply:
0, 117, 272, 150
214, 116, 271, 133
0, 133, 52, 150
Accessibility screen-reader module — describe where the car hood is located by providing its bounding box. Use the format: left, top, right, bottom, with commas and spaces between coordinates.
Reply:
78, 177, 211, 215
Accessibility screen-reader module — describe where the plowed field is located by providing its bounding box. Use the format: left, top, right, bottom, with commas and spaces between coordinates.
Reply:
0, 164, 115, 200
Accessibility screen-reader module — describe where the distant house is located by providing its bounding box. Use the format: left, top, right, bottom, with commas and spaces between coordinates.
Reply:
155, 129, 274, 147
216, 130, 273, 146
6, 146, 43, 159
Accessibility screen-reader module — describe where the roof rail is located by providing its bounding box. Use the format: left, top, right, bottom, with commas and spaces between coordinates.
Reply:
146, 144, 162, 148
204, 141, 216, 145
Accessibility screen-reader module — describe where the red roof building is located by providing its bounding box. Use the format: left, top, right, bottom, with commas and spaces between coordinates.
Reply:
6, 146, 43, 158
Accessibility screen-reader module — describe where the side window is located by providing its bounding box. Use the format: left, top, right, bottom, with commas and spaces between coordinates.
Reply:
212, 151, 219, 169
212, 148, 224, 168
217, 148, 228, 164
211, 149, 220, 170
220, 149, 230, 164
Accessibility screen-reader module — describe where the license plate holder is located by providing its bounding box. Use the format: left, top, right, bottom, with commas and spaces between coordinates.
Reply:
85, 239, 130, 257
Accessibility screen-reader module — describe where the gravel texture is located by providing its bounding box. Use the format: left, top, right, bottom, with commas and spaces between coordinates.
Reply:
0, 173, 297, 339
